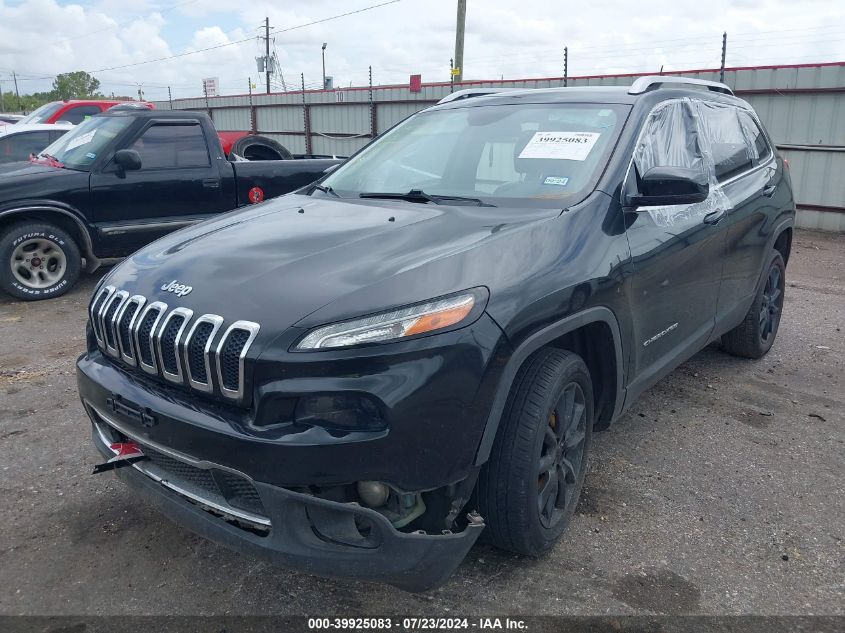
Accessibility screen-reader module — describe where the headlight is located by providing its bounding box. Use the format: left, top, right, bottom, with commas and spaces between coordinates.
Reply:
296, 291, 480, 350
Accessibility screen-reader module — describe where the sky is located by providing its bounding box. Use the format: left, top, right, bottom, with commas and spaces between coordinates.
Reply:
0, 0, 843, 101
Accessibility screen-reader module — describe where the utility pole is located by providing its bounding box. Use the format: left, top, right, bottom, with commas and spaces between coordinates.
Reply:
265, 17, 271, 94
453, 0, 466, 83
137, 84, 144, 101
248, 77, 256, 133
0, 76, 5, 113
719, 32, 727, 83
450, 58, 454, 93
321, 43, 327, 89
167, 86, 173, 109
563, 47, 568, 87
13, 71, 21, 112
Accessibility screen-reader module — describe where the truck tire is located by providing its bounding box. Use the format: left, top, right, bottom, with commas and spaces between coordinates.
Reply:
231, 135, 293, 161
477, 348, 593, 556
722, 250, 786, 359
0, 221, 81, 300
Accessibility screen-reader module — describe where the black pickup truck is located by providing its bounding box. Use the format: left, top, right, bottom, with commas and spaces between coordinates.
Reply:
0, 109, 341, 300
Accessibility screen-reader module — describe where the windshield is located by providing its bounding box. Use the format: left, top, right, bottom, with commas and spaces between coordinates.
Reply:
321, 102, 629, 207
19, 102, 63, 125
38, 115, 132, 170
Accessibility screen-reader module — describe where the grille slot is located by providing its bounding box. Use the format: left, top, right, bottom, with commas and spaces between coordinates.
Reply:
134, 302, 167, 374
221, 330, 249, 390
183, 315, 223, 391
116, 296, 145, 364
157, 308, 193, 383
161, 317, 184, 374
102, 291, 127, 355
189, 323, 214, 380
216, 321, 259, 400
90, 286, 114, 345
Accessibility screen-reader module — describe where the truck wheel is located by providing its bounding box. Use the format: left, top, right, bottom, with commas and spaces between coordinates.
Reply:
0, 222, 81, 300
231, 135, 293, 161
722, 250, 786, 359
477, 348, 593, 556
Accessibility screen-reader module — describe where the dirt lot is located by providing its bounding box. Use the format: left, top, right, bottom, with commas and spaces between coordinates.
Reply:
0, 229, 842, 616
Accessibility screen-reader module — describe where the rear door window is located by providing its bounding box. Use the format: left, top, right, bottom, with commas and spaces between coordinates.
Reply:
736, 110, 772, 163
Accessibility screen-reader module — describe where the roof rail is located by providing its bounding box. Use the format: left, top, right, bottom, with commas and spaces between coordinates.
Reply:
437, 88, 519, 104
628, 75, 734, 96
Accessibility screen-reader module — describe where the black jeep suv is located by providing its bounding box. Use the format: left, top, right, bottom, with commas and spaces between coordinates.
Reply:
77, 76, 795, 591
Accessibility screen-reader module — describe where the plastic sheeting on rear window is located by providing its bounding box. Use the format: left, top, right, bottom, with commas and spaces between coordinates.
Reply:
633, 98, 732, 229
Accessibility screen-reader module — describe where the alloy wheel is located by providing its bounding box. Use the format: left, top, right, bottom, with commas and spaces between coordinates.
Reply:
537, 382, 588, 529
10, 238, 67, 289
759, 264, 784, 345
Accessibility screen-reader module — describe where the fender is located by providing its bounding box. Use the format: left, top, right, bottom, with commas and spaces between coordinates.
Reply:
0, 204, 101, 271
474, 306, 626, 465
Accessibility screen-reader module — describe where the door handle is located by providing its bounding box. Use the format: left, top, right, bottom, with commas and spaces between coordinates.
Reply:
703, 208, 727, 225
202, 178, 221, 189
762, 184, 777, 198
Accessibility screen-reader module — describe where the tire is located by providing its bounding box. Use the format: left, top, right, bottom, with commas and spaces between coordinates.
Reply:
722, 250, 786, 359
477, 348, 594, 556
230, 135, 293, 161
0, 222, 81, 301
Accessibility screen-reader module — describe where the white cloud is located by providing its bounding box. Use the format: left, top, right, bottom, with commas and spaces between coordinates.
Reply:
0, 0, 842, 101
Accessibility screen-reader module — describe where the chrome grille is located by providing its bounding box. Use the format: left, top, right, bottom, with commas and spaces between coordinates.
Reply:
90, 285, 258, 403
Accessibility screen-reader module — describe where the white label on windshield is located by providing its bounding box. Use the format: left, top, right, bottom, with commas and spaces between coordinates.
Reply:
518, 131, 600, 161
66, 130, 96, 151
543, 176, 569, 186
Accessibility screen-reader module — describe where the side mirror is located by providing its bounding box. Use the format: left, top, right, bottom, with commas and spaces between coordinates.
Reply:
630, 166, 709, 207
114, 149, 142, 172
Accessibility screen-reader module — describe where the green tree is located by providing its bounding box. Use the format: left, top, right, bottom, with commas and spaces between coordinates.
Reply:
50, 71, 103, 100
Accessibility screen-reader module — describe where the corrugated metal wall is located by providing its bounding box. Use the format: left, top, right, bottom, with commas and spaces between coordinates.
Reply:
157, 62, 845, 230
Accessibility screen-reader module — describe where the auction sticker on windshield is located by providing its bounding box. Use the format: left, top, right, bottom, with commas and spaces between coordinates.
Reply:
518, 131, 600, 161
66, 130, 96, 151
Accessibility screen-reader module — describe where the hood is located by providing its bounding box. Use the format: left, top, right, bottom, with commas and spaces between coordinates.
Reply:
0, 162, 90, 212
103, 194, 559, 334
0, 161, 66, 177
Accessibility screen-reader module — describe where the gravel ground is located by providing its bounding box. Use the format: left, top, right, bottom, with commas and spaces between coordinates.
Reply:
0, 229, 842, 616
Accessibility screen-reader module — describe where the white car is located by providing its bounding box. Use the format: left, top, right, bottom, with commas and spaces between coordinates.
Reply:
0, 123, 73, 164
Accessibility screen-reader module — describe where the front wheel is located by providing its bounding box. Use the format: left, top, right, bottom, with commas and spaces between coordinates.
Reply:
0, 222, 81, 300
477, 348, 593, 556
722, 250, 786, 359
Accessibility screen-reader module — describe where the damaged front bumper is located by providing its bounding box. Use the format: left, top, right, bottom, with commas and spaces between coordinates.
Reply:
89, 407, 484, 592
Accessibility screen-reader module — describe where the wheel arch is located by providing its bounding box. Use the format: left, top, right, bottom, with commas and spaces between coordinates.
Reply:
474, 306, 625, 465
773, 225, 792, 266
0, 206, 96, 266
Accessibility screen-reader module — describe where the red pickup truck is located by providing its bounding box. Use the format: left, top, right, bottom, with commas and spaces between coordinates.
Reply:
16, 100, 155, 126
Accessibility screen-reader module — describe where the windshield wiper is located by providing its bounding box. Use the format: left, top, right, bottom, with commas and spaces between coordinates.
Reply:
310, 183, 340, 197
359, 189, 495, 207
33, 153, 65, 168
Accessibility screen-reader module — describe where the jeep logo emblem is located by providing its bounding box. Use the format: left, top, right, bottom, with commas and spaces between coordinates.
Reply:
161, 280, 193, 297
